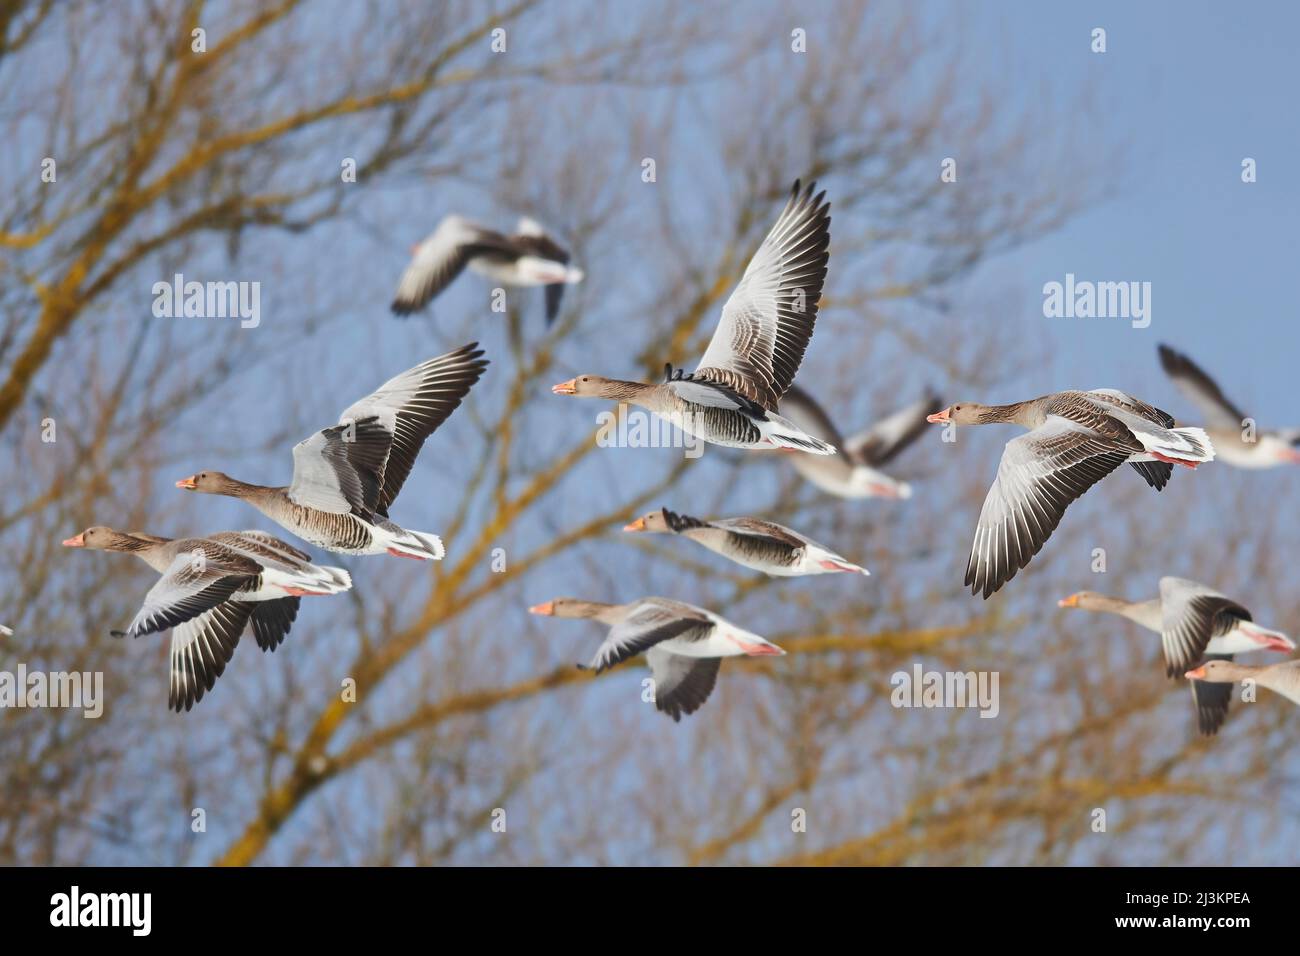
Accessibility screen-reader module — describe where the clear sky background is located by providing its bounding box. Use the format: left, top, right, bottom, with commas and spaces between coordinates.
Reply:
968, 0, 1297, 407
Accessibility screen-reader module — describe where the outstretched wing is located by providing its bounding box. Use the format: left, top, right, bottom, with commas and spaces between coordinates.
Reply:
168, 601, 253, 712
1157, 344, 1248, 431
846, 388, 943, 467
391, 215, 512, 315
1158, 576, 1252, 677
587, 601, 712, 672
646, 650, 721, 722
693, 181, 831, 410
965, 419, 1129, 599
125, 551, 259, 639
287, 344, 488, 520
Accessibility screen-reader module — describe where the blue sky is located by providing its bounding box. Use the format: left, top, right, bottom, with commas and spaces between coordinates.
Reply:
973, 1, 1298, 412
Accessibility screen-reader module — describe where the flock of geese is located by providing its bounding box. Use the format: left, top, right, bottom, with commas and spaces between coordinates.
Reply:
56, 180, 1300, 732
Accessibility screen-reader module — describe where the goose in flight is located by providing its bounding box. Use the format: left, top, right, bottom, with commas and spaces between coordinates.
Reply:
623, 507, 868, 576
176, 343, 487, 558
529, 597, 783, 722
777, 384, 941, 499
1059, 579, 1293, 735
551, 181, 834, 454
927, 390, 1214, 598
391, 215, 583, 323
62, 526, 351, 711
1157, 343, 1300, 468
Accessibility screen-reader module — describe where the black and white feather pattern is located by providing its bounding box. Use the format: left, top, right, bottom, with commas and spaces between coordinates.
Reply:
1158, 576, 1252, 677
646, 650, 721, 722
693, 180, 831, 410
585, 602, 711, 672
965, 418, 1128, 599
287, 344, 488, 520
123, 552, 259, 638
167, 601, 251, 712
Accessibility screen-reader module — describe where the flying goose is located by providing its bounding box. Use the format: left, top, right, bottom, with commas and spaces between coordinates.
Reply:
624, 507, 868, 576
1059, 579, 1293, 735
927, 391, 1214, 598
62, 526, 352, 711
391, 215, 584, 323
176, 343, 487, 558
1157, 344, 1300, 468
777, 384, 941, 499
529, 597, 784, 722
551, 180, 834, 454
1184, 660, 1300, 709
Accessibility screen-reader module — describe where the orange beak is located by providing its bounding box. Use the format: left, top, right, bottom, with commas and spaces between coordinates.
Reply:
1184, 666, 1206, 679
62, 533, 85, 547
623, 517, 646, 532
1057, 594, 1080, 608
551, 379, 577, 395
926, 408, 951, 424
529, 601, 555, 616
175, 476, 197, 489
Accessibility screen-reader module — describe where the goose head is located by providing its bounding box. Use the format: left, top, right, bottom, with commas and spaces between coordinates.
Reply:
550, 375, 637, 399
926, 403, 991, 426
1058, 591, 1104, 610
61, 526, 138, 551
175, 471, 243, 495
528, 597, 605, 619
623, 508, 672, 533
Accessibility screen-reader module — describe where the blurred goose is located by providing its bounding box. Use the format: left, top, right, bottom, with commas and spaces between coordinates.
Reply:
1059, 579, 1293, 735
176, 344, 487, 559
624, 507, 868, 576
62, 527, 352, 711
1157, 344, 1300, 468
927, 391, 1214, 598
551, 180, 834, 454
0, 625, 10, 636
1185, 660, 1300, 708
778, 384, 941, 499
529, 597, 784, 722
391, 215, 583, 323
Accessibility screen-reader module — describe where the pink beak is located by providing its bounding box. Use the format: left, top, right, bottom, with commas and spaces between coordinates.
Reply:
926, 408, 951, 424
62, 533, 85, 547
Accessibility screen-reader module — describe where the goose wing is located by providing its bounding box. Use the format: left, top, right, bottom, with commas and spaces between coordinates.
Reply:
288, 344, 488, 519
1157, 344, 1248, 431
645, 649, 721, 722
168, 600, 252, 712
587, 600, 712, 672
124, 550, 260, 638
711, 516, 809, 549
846, 388, 943, 467
693, 181, 830, 410
391, 216, 512, 315
1158, 577, 1252, 676
1189, 653, 1234, 736
778, 385, 845, 449
965, 418, 1130, 599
